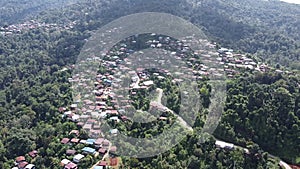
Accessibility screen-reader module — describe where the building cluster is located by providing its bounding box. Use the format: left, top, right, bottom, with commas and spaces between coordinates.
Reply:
13, 156, 36, 169
217, 47, 291, 77
0, 20, 76, 36
11, 26, 292, 168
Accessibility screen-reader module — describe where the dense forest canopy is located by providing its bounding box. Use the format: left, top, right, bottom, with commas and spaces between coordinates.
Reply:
29, 0, 300, 67
0, 0, 80, 26
0, 0, 299, 168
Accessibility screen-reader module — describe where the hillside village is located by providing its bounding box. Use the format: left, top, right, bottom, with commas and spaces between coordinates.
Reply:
10, 28, 296, 169
0, 20, 76, 36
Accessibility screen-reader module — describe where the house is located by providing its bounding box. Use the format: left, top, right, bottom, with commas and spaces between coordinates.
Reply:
70, 138, 80, 144
93, 124, 101, 130
95, 138, 104, 148
143, 80, 154, 86
58, 107, 66, 112
83, 124, 92, 131
98, 161, 107, 167
217, 48, 229, 54
73, 154, 85, 163
98, 148, 107, 154
71, 114, 80, 122
159, 116, 168, 121
24, 164, 35, 169
94, 166, 104, 169
109, 146, 117, 154
66, 150, 77, 156
61, 138, 70, 144
70, 104, 78, 110
121, 116, 128, 121
110, 129, 118, 135
102, 140, 110, 147
80, 140, 87, 144
28, 150, 38, 158
215, 140, 234, 150
82, 147, 96, 154
76, 122, 84, 127
89, 129, 101, 138
108, 110, 119, 115
64, 162, 78, 169
16, 156, 25, 163
61, 159, 71, 166
86, 139, 96, 145
18, 161, 28, 169
109, 116, 120, 122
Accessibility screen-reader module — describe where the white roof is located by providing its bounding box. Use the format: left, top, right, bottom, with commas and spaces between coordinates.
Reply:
25, 164, 35, 169
73, 154, 85, 160
143, 80, 154, 86
215, 140, 234, 149
71, 104, 77, 108
110, 129, 118, 134
61, 159, 71, 165
72, 114, 80, 120
109, 116, 119, 121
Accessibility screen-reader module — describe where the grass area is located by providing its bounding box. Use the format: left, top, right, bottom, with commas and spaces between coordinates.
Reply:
296, 157, 300, 164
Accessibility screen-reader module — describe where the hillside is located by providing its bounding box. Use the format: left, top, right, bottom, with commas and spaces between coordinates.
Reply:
26, 0, 300, 68
0, 0, 79, 26
0, 0, 299, 168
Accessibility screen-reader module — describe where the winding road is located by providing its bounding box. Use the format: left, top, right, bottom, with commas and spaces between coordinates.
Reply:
154, 87, 291, 169
153, 88, 193, 131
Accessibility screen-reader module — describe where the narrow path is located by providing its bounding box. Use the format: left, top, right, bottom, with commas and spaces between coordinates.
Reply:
155, 87, 291, 169
90, 142, 112, 169
132, 73, 140, 89
215, 139, 292, 169
154, 88, 193, 131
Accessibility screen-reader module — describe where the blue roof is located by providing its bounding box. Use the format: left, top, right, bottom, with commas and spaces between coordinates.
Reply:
82, 147, 96, 154
104, 79, 112, 83
94, 166, 103, 169
86, 139, 96, 144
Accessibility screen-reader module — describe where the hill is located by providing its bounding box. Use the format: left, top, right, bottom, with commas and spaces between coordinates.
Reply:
0, 0, 299, 168
0, 0, 79, 26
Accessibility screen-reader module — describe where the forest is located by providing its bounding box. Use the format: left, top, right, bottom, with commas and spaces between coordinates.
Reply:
0, 0, 299, 168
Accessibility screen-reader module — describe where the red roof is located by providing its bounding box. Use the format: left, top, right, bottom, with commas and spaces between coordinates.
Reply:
70, 138, 80, 143
98, 161, 107, 166
28, 150, 38, 158
108, 110, 118, 115
110, 146, 117, 153
98, 148, 107, 154
121, 116, 128, 121
95, 138, 104, 145
77, 122, 84, 127
61, 138, 70, 144
64, 162, 77, 169
89, 106, 95, 110
66, 149, 76, 155
102, 140, 110, 146
86, 119, 96, 124
58, 107, 65, 112
16, 156, 25, 163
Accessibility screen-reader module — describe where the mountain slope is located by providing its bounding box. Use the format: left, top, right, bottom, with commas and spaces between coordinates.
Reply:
0, 0, 79, 26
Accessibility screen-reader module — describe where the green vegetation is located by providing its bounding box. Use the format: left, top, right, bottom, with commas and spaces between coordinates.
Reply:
215, 71, 300, 163
0, 0, 299, 168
